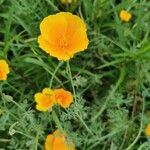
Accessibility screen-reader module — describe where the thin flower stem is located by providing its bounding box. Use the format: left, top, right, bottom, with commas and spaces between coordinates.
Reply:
119, 127, 128, 150
31, 48, 64, 87
52, 110, 63, 132
137, 142, 147, 150
35, 130, 39, 150
15, 130, 33, 139
76, 113, 94, 135
89, 126, 128, 150
6, 81, 22, 94
67, 60, 93, 135
91, 65, 126, 122
0, 81, 5, 93
49, 62, 64, 132
0, 138, 11, 142
1, 93, 25, 112
124, 98, 145, 150
67, 61, 76, 101
49, 61, 63, 88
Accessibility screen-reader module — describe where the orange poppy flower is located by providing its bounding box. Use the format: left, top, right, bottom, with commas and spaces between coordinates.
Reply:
120, 10, 132, 22
145, 123, 150, 136
34, 88, 55, 111
0, 59, 10, 81
45, 130, 75, 150
38, 12, 89, 60
54, 89, 73, 108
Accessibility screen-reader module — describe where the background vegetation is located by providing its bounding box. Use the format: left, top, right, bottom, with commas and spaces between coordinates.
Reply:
0, 0, 150, 149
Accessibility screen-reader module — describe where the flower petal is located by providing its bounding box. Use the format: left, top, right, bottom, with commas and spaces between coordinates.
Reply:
34, 93, 43, 103
0, 59, 10, 80
42, 88, 53, 95
53, 136, 67, 150
40, 13, 67, 45
38, 12, 89, 60
55, 89, 73, 108
45, 134, 54, 150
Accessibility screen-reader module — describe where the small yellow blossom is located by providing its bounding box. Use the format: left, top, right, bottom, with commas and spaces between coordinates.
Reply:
34, 88, 55, 111
54, 89, 73, 108
38, 12, 89, 61
0, 59, 10, 81
145, 123, 150, 136
34, 88, 73, 111
120, 10, 132, 22
45, 130, 75, 150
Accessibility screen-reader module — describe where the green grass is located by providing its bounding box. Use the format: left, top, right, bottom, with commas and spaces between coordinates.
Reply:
0, 0, 150, 149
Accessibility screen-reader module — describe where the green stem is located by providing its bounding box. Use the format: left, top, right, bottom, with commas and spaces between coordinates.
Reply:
15, 131, 33, 139
96, 58, 126, 69
77, 113, 93, 135
91, 65, 126, 122
31, 48, 64, 87
49, 61, 63, 88
137, 142, 147, 150
49, 61, 64, 131
0, 81, 6, 93
1, 93, 25, 111
89, 125, 128, 150
48, 61, 64, 132
67, 61, 76, 101
52, 110, 63, 132
6, 81, 22, 94
35, 130, 39, 150
125, 98, 145, 150
0, 139, 11, 142
67, 61, 93, 135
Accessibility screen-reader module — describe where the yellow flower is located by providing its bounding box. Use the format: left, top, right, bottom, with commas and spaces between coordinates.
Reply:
38, 12, 89, 61
54, 89, 73, 108
45, 130, 75, 150
34, 88, 73, 111
120, 10, 132, 22
34, 88, 55, 111
60, 0, 77, 4
0, 59, 10, 81
145, 123, 150, 136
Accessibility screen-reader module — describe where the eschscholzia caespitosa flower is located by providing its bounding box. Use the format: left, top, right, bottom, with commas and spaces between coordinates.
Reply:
120, 10, 132, 22
38, 12, 89, 61
0, 59, 10, 81
34, 88, 73, 111
45, 130, 75, 150
34, 88, 55, 111
54, 88, 73, 108
145, 123, 150, 136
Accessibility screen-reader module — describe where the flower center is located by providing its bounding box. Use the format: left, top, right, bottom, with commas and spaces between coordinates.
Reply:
59, 36, 68, 49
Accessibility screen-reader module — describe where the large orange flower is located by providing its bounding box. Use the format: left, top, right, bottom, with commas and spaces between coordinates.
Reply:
34, 88, 55, 111
38, 12, 89, 60
54, 89, 73, 108
45, 130, 75, 150
0, 59, 10, 81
